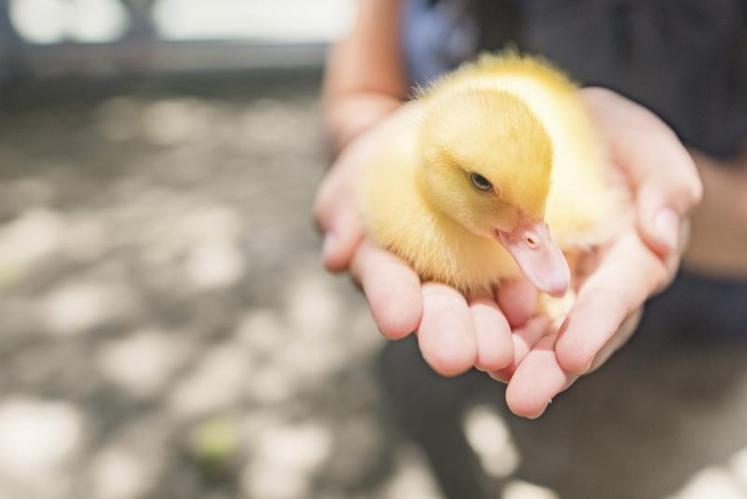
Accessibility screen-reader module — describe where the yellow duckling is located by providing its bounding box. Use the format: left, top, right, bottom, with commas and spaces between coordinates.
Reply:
359, 53, 626, 297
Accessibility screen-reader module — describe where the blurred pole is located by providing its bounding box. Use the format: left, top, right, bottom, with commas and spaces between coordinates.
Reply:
0, 0, 22, 87
120, 0, 157, 40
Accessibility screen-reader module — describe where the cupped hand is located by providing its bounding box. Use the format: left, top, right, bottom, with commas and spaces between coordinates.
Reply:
314, 88, 702, 418
496, 88, 703, 418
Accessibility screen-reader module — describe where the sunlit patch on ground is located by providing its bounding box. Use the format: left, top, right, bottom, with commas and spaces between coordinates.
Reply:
0, 209, 65, 289
167, 343, 250, 419
97, 327, 195, 399
666, 447, 747, 499
42, 278, 141, 336
464, 405, 520, 479
0, 397, 84, 498
502, 480, 559, 499
88, 445, 157, 499
242, 421, 332, 498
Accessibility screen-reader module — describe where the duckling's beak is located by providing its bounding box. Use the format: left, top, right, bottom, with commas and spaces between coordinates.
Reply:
496, 222, 570, 297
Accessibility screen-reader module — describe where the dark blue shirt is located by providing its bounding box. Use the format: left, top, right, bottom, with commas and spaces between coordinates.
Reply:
403, 0, 747, 159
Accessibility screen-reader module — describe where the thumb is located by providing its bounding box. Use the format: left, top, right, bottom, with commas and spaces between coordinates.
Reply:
313, 163, 366, 273
636, 164, 702, 257
320, 202, 365, 273
581, 87, 703, 258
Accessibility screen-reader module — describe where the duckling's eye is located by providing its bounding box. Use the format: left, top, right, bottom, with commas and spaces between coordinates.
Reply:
470, 173, 494, 192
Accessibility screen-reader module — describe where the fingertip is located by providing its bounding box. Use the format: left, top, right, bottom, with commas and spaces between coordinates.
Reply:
420, 337, 477, 378
322, 207, 367, 271
323, 247, 349, 273
476, 346, 513, 372
505, 334, 574, 419
421, 344, 476, 377
471, 300, 513, 371
555, 343, 593, 375
418, 284, 477, 377
358, 249, 423, 339
373, 288, 423, 340
322, 230, 356, 272
505, 383, 549, 419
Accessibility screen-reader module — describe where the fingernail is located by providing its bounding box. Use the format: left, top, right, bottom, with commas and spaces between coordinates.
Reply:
654, 208, 679, 251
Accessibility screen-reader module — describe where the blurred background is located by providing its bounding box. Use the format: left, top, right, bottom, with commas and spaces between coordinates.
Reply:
0, 1, 746, 499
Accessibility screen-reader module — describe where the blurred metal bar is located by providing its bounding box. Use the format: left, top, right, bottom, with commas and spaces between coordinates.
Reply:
119, 0, 158, 39
11, 40, 328, 77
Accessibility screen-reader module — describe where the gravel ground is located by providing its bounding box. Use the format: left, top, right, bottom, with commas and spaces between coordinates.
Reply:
0, 69, 745, 499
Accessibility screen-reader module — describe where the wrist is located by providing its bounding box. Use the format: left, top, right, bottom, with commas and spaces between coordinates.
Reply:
325, 93, 402, 155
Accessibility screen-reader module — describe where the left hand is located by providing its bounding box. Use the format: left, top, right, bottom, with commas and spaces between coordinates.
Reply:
493, 88, 703, 418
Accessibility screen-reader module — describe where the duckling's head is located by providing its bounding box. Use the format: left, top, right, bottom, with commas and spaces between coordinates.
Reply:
419, 89, 569, 296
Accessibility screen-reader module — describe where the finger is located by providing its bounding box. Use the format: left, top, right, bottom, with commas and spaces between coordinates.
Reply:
495, 276, 538, 328
554, 229, 668, 374
488, 315, 550, 383
588, 310, 642, 372
351, 241, 422, 339
313, 155, 366, 273
321, 206, 366, 272
505, 333, 578, 419
418, 283, 477, 377
635, 173, 700, 257
469, 294, 513, 372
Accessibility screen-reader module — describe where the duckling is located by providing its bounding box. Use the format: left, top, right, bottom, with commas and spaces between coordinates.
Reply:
358, 53, 627, 300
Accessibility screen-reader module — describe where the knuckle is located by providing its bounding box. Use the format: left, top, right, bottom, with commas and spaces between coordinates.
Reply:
313, 190, 335, 228
688, 177, 704, 205
624, 241, 672, 296
650, 263, 672, 294
673, 178, 703, 210
676, 151, 704, 206
664, 173, 702, 212
312, 204, 327, 231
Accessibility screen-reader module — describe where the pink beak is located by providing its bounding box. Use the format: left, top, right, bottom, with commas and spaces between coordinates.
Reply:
496, 222, 570, 297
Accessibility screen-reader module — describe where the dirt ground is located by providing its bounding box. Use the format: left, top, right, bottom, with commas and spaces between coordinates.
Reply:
0, 69, 745, 499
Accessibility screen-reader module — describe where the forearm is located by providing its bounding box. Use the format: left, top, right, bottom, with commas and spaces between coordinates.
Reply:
684, 147, 747, 277
322, 0, 407, 154
323, 84, 403, 154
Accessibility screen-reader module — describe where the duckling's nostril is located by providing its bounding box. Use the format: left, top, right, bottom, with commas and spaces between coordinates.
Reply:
525, 233, 539, 249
